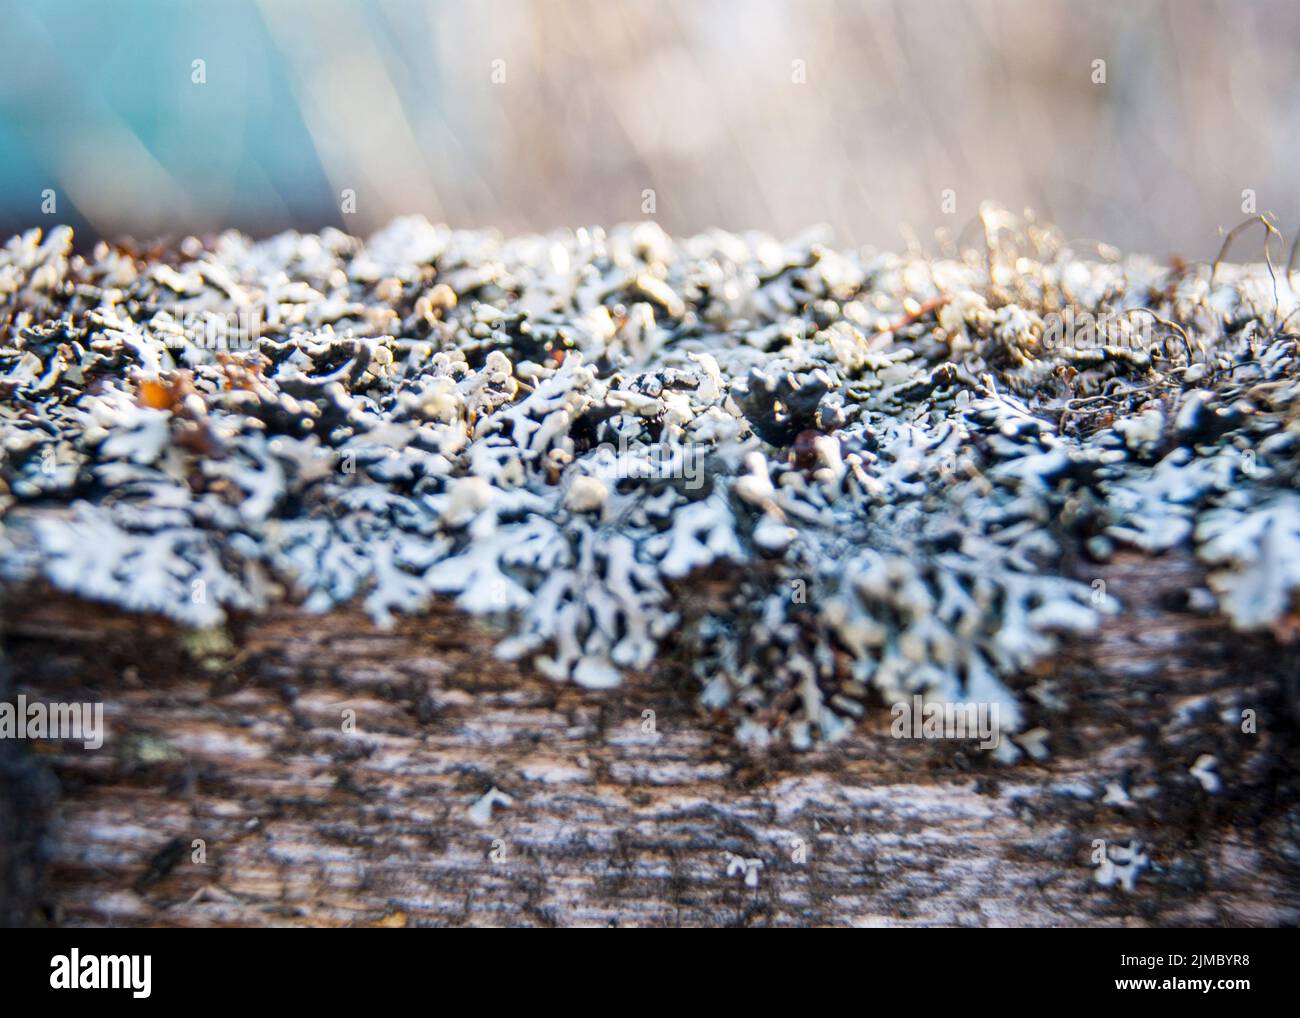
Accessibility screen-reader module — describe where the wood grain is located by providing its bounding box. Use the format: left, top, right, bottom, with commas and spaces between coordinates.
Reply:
3, 550, 1298, 927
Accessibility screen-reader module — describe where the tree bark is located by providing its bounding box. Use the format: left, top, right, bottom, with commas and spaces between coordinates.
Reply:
3, 549, 1299, 927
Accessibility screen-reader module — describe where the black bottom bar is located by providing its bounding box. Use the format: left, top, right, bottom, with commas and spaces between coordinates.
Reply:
1, 931, 1282, 1005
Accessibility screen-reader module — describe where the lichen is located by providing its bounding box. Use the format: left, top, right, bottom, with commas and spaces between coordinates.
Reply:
2, 214, 1297, 753
1094, 840, 1149, 893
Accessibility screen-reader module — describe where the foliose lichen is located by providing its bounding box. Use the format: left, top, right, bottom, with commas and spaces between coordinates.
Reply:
2, 213, 1297, 753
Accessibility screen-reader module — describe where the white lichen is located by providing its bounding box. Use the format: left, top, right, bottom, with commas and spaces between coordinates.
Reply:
2, 213, 1297, 751
723, 851, 763, 888
1094, 841, 1149, 893
468, 786, 514, 826
1189, 754, 1222, 793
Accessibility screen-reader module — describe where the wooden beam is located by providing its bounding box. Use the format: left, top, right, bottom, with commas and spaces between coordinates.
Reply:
3, 548, 1298, 927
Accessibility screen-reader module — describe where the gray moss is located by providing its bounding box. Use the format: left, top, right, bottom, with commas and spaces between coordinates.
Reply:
2, 215, 1298, 753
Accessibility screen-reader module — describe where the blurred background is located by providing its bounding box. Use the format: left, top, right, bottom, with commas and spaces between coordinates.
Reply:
0, 0, 1297, 256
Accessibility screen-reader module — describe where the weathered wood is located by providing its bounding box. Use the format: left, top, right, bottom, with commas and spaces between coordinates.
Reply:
3, 550, 1299, 927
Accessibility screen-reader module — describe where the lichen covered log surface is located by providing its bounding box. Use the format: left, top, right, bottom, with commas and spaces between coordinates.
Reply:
5, 556, 1299, 927
2, 217, 1300, 926
3, 216, 1299, 750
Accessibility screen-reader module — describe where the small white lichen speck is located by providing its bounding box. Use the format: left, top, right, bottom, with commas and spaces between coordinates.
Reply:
469, 786, 513, 826
1190, 754, 1222, 793
1095, 841, 1149, 893
724, 851, 763, 888
2, 215, 1298, 750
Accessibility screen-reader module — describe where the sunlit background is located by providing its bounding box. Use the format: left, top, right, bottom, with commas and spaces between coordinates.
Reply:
1, 0, 1297, 256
